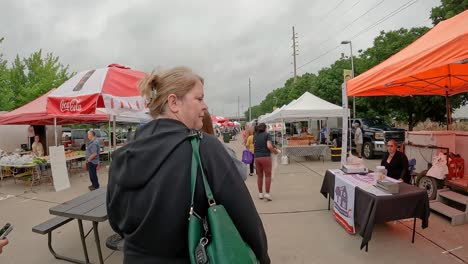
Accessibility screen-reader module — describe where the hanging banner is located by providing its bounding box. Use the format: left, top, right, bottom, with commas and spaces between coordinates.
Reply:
343, 69, 353, 81
334, 173, 356, 234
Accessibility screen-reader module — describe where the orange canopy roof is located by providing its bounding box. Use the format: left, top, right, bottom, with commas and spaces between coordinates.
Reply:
347, 10, 468, 97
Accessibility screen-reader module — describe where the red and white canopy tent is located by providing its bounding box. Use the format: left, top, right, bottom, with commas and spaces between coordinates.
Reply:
221, 121, 236, 127
0, 89, 148, 152
211, 115, 228, 123
0, 89, 108, 125
46, 64, 149, 146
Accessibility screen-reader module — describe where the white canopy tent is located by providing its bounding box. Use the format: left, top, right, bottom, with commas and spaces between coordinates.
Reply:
264, 92, 343, 122
256, 92, 349, 159
258, 104, 289, 124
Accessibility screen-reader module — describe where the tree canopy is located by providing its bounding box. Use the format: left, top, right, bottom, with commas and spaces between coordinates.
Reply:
0, 41, 71, 111
430, 0, 468, 25
247, 2, 467, 130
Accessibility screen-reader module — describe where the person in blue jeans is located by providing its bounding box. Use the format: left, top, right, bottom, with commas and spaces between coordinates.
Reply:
86, 130, 100, 191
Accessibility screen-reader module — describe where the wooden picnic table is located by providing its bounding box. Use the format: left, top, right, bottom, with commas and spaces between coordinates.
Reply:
49, 188, 108, 264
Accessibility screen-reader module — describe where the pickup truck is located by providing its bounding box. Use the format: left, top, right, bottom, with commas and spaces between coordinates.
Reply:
329, 118, 405, 159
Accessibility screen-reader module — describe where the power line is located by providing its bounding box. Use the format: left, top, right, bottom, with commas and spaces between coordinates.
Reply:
340, 0, 386, 33
300, 0, 380, 60
300, 0, 354, 51
298, 0, 418, 71
258, 0, 422, 103
348, 0, 418, 40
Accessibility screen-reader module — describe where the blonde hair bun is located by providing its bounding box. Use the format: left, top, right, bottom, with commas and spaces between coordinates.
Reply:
139, 67, 204, 118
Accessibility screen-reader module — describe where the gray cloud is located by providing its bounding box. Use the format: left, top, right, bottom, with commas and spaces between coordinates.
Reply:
1, 0, 440, 117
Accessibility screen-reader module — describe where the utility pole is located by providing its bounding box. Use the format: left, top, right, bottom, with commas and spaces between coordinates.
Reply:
292, 26, 299, 83
248, 78, 252, 122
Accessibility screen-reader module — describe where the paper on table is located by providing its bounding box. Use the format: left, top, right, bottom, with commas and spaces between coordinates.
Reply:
384, 177, 402, 183
361, 185, 393, 196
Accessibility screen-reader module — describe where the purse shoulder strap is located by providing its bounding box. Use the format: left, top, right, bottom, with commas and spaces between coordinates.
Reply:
190, 137, 216, 208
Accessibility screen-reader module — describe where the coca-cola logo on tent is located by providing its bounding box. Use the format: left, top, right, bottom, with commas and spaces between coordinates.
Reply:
60, 99, 82, 112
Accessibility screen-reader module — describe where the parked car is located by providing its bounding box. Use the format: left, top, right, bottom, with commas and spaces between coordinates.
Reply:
70, 129, 108, 150
329, 117, 406, 159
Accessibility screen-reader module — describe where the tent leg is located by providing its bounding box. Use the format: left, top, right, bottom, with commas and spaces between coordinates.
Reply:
108, 116, 112, 161
113, 116, 117, 151
446, 64, 453, 131
54, 117, 58, 146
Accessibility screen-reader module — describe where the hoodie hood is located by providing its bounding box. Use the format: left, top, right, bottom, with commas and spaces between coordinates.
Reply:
110, 118, 191, 189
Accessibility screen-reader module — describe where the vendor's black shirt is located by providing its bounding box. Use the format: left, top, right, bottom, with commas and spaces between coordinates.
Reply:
381, 151, 410, 183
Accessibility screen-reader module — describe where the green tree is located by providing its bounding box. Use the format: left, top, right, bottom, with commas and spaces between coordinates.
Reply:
0, 38, 15, 111
1, 49, 71, 111
430, 0, 468, 25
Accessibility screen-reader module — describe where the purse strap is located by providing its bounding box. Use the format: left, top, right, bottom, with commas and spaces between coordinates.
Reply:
190, 137, 217, 212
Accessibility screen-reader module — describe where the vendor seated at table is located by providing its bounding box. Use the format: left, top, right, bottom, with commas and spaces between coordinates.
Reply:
32, 135, 47, 175
381, 139, 410, 184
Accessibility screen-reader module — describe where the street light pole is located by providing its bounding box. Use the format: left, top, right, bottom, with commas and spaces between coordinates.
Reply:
248, 78, 252, 122
341, 40, 355, 119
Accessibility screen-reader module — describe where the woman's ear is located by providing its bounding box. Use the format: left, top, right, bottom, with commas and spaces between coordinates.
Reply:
166, 94, 179, 113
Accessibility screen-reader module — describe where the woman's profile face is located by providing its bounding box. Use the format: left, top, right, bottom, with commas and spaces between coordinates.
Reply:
176, 80, 207, 129
387, 141, 397, 155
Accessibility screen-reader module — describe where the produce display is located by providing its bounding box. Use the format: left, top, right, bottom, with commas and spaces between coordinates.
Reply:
0, 150, 85, 166
0, 154, 34, 165
65, 150, 85, 157
32, 157, 48, 164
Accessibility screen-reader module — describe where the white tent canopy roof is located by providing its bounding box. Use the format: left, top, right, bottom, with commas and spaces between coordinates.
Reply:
259, 103, 290, 123
265, 92, 344, 122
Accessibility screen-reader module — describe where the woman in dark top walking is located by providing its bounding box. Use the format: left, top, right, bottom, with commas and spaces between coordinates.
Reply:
254, 123, 278, 201
381, 139, 410, 183
107, 67, 270, 263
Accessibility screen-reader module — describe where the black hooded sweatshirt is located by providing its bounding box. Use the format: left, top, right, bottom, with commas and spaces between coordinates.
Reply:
107, 119, 270, 263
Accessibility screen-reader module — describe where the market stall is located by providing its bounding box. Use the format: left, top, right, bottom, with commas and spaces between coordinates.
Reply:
344, 11, 468, 224
259, 92, 346, 161
0, 64, 150, 191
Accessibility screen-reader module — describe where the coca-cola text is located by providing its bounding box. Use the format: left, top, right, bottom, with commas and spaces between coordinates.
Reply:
60, 99, 82, 112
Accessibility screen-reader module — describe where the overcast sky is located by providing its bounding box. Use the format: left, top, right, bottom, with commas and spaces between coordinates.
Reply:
1, 0, 441, 117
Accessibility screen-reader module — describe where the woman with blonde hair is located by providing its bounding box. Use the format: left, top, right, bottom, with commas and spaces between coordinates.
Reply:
245, 126, 255, 176
107, 67, 270, 263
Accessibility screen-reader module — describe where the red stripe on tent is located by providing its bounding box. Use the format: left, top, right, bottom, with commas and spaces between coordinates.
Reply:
127, 102, 133, 110
101, 67, 145, 96
110, 98, 114, 109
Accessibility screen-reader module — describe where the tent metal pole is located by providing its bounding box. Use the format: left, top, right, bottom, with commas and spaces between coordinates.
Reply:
54, 117, 58, 146
108, 116, 112, 160
113, 115, 117, 151
281, 119, 284, 153
446, 64, 453, 131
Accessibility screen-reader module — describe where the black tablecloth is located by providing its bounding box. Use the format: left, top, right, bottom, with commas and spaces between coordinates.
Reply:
320, 170, 430, 249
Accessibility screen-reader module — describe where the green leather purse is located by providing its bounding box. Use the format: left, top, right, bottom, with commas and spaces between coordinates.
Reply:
188, 136, 258, 264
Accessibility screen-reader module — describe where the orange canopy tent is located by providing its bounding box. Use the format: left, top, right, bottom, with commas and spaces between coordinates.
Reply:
347, 10, 468, 97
